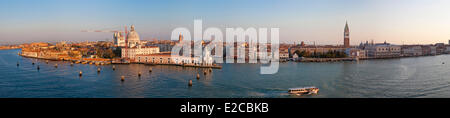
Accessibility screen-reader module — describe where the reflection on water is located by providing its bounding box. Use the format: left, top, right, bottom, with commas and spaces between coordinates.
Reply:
1, 49, 450, 98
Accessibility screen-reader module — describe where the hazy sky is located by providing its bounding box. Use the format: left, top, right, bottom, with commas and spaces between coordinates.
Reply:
1, 0, 450, 45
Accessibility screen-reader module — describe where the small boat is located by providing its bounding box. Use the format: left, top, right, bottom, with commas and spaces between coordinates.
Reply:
288, 87, 319, 95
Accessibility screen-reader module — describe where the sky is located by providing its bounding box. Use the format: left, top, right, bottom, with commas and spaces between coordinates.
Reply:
1, 0, 450, 45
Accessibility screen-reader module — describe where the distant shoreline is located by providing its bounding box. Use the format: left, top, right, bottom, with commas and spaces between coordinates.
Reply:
0, 47, 21, 50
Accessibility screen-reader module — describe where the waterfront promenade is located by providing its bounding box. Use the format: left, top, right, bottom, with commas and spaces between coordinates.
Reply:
19, 50, 222, 68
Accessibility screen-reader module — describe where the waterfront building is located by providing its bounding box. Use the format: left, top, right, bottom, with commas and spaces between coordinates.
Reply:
121, 46, 160, 61
421, 45, 437, 56
435, 43, 446, 54
401, 45, 423, 56
365, 42, 401, 58
344, 21, 350, 48
430, 46, 437, 55
445, 46, 450, 54
135, 52, 200, 64
280, 51, 289, 59
421, 46, 431, 56
345, 48, 367, 58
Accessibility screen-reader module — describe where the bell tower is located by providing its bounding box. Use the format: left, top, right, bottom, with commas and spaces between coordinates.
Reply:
344, 21, 350, 48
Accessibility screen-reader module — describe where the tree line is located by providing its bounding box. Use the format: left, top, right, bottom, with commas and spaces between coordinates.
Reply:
293, 50, 347, 58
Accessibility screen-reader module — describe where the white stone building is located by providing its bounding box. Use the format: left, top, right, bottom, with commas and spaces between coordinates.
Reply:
121, 46, 160, 61
345, 48, 367, 58
366, 42, 401, 58
280, 51, 289, 59
135, 52, 200, 64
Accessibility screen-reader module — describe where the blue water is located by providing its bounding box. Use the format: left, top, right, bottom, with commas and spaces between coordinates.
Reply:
1, 49, 450, 98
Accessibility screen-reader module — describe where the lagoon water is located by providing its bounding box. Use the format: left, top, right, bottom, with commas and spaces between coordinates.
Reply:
1, 49, 450, 98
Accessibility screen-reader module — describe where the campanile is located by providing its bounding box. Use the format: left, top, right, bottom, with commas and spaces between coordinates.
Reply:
344, 21, 350, 48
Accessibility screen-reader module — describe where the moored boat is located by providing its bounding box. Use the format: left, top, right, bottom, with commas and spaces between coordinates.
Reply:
288, 87, 319, 95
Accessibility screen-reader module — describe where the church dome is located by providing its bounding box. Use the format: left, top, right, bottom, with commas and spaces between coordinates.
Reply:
127, 25, 140, 42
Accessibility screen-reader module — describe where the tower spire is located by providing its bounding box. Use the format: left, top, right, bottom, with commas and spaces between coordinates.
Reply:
344, 21, 349, 32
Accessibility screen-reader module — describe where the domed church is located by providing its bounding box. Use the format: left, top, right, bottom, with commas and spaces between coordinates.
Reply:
127, 25, 140, 47
121, 25, 160, 61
